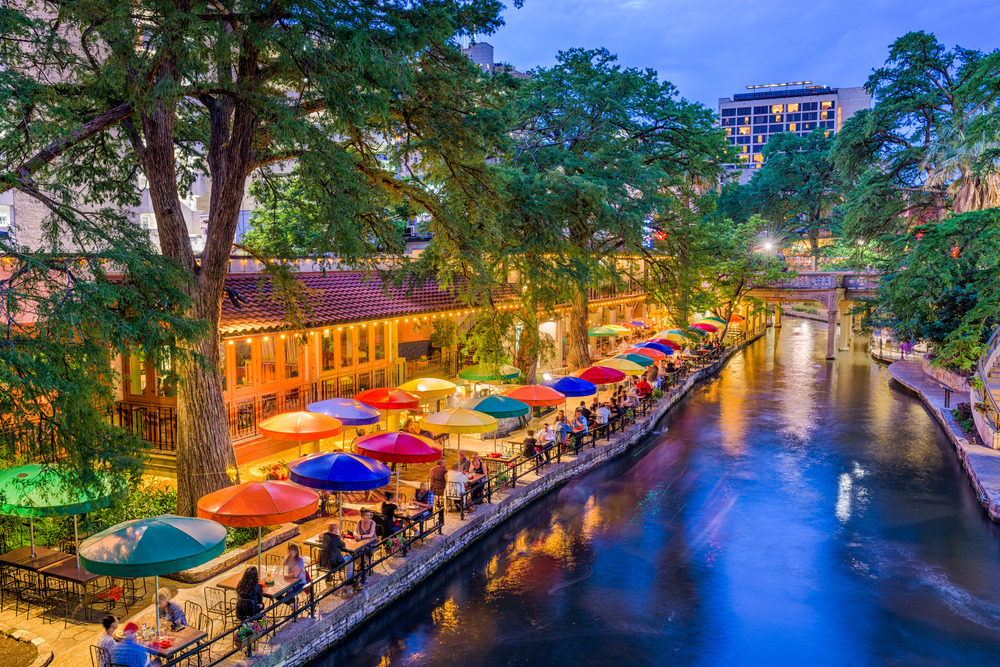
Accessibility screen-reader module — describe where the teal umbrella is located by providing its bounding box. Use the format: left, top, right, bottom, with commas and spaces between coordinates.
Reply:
458, 364, 520, 382
614, 353, 654, 367
461, 395, 531, 452
0, 464, 125, 563
80, 515, 227, 637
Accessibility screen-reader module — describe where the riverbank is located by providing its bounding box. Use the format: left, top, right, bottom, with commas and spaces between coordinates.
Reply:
243, 329, 767, 667
888, 359, 1000, 522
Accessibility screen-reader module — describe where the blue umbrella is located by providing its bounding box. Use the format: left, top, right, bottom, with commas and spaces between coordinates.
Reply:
288, 452, 391, 530
633, 341, 674, 355
542, 376, 599, 426
308, 398, 382, 450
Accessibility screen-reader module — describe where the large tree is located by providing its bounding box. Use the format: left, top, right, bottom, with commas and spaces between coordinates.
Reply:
0, 0, 507, 514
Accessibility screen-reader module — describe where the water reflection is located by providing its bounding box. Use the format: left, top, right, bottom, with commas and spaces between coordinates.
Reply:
312, 321, 1000, 666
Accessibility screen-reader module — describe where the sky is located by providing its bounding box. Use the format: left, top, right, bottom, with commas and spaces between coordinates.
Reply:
485, 0, 1000, 109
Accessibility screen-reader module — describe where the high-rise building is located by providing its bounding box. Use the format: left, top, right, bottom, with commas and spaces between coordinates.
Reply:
461, 41, 529, 79
718, 82, 870, 182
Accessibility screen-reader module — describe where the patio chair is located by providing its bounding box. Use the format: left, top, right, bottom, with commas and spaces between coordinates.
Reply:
444, 482, 464, 513
204, 586, 227, 623
90, 644, 110, 667
185, 600, 204, 626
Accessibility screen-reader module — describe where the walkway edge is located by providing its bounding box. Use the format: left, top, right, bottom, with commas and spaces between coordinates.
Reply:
250, 329, 768, 667
888, 361, 1000, 522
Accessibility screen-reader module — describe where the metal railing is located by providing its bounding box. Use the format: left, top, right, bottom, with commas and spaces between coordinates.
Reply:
164, 508, 446, 667
974, 325, 1000, 446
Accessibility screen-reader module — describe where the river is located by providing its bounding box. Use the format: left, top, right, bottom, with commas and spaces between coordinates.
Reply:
310, 319, 1000, 665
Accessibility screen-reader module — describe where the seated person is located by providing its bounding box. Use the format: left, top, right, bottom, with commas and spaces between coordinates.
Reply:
318, 523, 355, 583
445, 464, 473, 512
276, 544, 308, 613
235, 566, 264, 622
157, 587, 187, 629
429, 459, 447, 500
412, 482, 434, 510
595, 402, 611, 425
522, 430, 538, 461
571, 409, 588, 433
635, 378, 652, 397
94, 615, 118, 666
110, 623, 160, 667
381, 491, 398, 526
458, 451, 472, 474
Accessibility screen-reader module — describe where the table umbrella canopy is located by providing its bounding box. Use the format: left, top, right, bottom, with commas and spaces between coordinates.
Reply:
197, 481, 318, 528
729, 314, 745, 323
502, 385, 565, 407
633, 341, 675, 355
646, 338, 683, 350
259, 411, 342, 441
306, 398, 380, 426
458, 364, 521, 382
287, 452, 392, 492
540, 376, 597, 398
605, 324, 630, 333
0, 464, 124, 517
614, 353, 654, 367
697, 316, 728, 326
595, 358, 645, 376
354, 432, 442, 464
354, 387, 421, 411
626, 346, 666, 361
461, 395, 531, 419
587, 326, 619, 337
79, 515, 227, 577
423, 408, 497, 434
690, 323, 718, 332
398, 378, 458, 399
630, 320, 650, 327
572, 366, 627, 385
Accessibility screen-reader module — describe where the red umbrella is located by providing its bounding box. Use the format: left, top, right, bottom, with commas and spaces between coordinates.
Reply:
626, 346, 666, 361
691, 323, 718, 332
197, 481, 318, 571
572, 366, 626, 385
259, 411, 343, 457
729, 314, 745, 323
646, 338, 683, 350
502, 385, 565, 407
354, 387, 420, 411
354, 431, 442, 498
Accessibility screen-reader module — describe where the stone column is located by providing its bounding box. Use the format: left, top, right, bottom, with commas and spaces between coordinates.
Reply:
838, 311, 852, 350
773, 304, 782, 328
826, 310, 838, 359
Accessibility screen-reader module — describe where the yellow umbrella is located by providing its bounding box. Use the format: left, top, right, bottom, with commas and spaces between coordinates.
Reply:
399, 377, 458, 399
423, 408, 498, 455
605, 324, 630, 333
595, 357, 645, 376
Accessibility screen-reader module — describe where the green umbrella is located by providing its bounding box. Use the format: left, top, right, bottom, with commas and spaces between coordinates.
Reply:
614, 353, 654, 367
458, 364, 520, 382
0, 464, 125, 563
587, 326, 618, 337
80, 514, 227, 638
698, 316, 728, 326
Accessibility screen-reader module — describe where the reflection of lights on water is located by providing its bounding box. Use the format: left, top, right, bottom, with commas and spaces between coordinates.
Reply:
836, 462, 868, 523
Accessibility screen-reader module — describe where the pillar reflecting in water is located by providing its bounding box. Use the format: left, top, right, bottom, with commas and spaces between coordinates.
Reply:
312, 320, 1000, 666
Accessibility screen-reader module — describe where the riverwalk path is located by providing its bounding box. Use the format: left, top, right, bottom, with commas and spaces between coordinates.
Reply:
889, 359, 1000, 522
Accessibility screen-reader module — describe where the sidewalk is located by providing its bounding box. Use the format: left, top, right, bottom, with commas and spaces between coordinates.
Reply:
889, 359, 1000, 521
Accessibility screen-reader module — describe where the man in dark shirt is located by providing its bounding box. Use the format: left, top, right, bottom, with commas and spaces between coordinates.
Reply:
578, 401, 593, 422
381, 491, 398, 532
429, 459, 447, 502
522, 429, 538, 462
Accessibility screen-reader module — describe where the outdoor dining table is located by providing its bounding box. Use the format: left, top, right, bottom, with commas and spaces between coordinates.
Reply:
0, 546, 72, 571
39, 559, 101, 620
217, 568, 298, 600
115, 621, 207, 660
302, 534, 374, 555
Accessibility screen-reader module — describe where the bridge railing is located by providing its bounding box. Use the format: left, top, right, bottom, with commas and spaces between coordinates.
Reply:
974, 325, 1000, 448
844, 274, 880, 291
753, 271, 880, 292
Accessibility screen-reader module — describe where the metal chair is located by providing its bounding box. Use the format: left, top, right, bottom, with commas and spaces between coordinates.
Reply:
204, 586, 227, 623
185, 600, 204, 626
444, 482, 464, 513
90, 644, 110, 667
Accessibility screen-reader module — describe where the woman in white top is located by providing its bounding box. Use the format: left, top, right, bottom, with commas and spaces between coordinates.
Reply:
279, 543, 307, 614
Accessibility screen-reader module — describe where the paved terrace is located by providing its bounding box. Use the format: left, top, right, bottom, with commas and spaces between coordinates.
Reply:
0, 332, 764, 667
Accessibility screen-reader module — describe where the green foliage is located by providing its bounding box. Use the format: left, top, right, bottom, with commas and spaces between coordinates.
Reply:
953, 403, 976, 434
227, 527, 260, 551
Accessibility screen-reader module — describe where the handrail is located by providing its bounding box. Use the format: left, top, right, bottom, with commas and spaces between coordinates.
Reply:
974, 324, 1000, 442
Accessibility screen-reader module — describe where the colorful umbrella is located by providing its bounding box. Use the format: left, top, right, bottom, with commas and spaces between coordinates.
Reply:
354, 432, 442, 498
646, 338, 683, 350
354, 388, 420, 411
197, 481, 318, 572
630, 319, 651, 327
423, 408, 498, 455
605, 324, 631, 333
540, 376, 597, 398
398, 378, 458, 399
0, 464, 125, 564
633, 341, 675, 355
697, 316, 728, 326
457, 364, 521, 382
595, 358, 645, 376
501, 385, 565, 407
307, 398, 381, 450
587, 326, 619, 337
690, 322, 718, 332
259, 411, 343, 457
729, 314, 745, 323
461, 395, 530, 452
626, 346, 666, 361
287, 452, 392, 531
614, 353, 654, 367
572, 366, 626, 385
80, 515, 226, 638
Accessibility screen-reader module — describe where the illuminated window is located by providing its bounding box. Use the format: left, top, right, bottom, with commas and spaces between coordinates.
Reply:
743, 116, 750, 124
788, 123, 797, 132
261, 337, 276, 384
0, 205, 11, 234
358, 326, 369, 363
787, 103, 799, 112
770, 104, 783, 113
234, 340, 253, 388
727, 128, 734, 136
128, 349, 147, 396
756, 135, 764, 143
820, 110, 830, 120
738, 127, 751, 135
738, 154, 749, 162
753, 154, 764, 163
155, 348, 175, 397
824, 130, 831, 138
820, 101, 833, 110
374, 323, 386, 361
321, 331, 336, 371
340, 330, 353, 368
139, 213, 156, 230
741, 145, 748, 153
283, 336, 300, 379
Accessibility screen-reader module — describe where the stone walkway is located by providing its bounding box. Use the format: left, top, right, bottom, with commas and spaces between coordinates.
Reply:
888, 359, 1000, 520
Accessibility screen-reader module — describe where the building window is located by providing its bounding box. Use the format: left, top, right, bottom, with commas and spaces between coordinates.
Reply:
741, 145, 748, 153
787, 103, 799, 112
340, 330, 353, 368
770, 104, 783, 113
789, 113, 801, 122
721, 108, 736, 117
821, 101, 834, 110
374, 323, 385, 361
260, 337, 276, 384
139, 213, 156, 230
321, 331, 337, 371
820, 110, 830, 120
738, 154, 749, 162
358, 326, 369, 364
737, 107, 751, 115
283, 336, 300, 379
155, 348, 175, 397
743, 116, 750, 124
727, 128, 734, 136
753, 144, 765, 153
753, 154, 764, 163
0, 205, 11, 235
738, 126, 751, 135
219, 343, 227, 391
234, 340, 253, 388
802, 102, 818, 111
753, 106, 768, 114
128, 349, 147, 396
768, 124, 783, 133
755, 135, 764, 143
788, 123, 797, 132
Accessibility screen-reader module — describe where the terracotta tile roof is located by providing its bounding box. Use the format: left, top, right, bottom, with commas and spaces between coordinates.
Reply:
219, 271, 478, 335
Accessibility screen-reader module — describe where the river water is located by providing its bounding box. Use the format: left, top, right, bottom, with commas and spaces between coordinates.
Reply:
311, 320, 1000, 665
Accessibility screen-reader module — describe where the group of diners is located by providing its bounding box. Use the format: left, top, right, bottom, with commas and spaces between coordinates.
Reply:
91, 588, 189, 667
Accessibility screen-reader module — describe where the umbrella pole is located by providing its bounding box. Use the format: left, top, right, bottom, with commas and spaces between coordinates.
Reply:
258, 526, 262, 573
74, 515, 80, 570
155, 574, 161, 638
29, 519, 35, 558
338, 492, 343, 532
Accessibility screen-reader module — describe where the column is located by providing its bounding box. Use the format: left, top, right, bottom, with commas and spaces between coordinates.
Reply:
838, 311, 852, 350
773, 304, 782, 328
826, 310, 838, 359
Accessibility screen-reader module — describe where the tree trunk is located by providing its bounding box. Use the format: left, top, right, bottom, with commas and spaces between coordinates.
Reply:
566, 289, 591, 370
515, 311, 539, 384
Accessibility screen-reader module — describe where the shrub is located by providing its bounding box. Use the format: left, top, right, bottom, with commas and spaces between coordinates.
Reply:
953, 402, 976, 435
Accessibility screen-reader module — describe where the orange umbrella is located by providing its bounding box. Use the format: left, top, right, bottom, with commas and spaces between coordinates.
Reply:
197, 481, 318, 571
626, 346, 666, 361
503, 384, 567, 431
258, 411, 343, 457
729, 314, 745, 323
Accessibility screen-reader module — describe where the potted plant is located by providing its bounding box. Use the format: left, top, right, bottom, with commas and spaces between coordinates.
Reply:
234, 616, 267, 656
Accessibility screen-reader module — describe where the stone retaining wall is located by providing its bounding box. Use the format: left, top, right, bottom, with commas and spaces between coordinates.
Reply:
250, 331, 766, 667
170, 523, 300, 584
921, 354, 970, 392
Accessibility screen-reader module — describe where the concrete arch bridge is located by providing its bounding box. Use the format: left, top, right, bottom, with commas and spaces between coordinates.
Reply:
748, 272, 879, 359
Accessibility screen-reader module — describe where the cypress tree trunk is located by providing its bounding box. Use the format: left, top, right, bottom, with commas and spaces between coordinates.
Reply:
515, 310, 539, 384
566, 289, 591, 370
